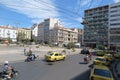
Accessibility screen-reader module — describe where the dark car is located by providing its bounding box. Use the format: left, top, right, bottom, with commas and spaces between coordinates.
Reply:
80, 49, 90, 54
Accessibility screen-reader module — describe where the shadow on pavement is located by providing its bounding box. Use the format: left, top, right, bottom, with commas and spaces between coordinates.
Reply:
79, 61, 89, 64
70, 69, 91, 80
88, 64, 93, 68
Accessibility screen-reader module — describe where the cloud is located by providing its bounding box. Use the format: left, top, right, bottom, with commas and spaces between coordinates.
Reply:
113, 0, 120, 3
76, 17, 83, 23
0, 0, 59, 23
81, 0, 91, 6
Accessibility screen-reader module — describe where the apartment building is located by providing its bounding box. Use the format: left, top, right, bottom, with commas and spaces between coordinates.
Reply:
50, 26, 78, 46
83, 5, 109, 48
32, 18, 79, 46
32, 18, 60, 44
16, 28, 31, 41
77, 28, 84, 45
31, 24, 40, 42
0, 26, 17, 42
109, 2, 120, 49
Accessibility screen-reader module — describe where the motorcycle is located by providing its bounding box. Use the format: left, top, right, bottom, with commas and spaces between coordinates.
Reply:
25, 54, 39, 62
0, 68, 19, 80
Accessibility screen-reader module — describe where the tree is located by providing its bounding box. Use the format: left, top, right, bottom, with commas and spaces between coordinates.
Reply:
17, 32, 26, 43
67, 42, 75, 49
97, 45, 105, 50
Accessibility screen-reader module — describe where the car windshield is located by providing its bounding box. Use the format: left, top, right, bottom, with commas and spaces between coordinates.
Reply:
94, 68, 111, 78
96, 58, 106, 62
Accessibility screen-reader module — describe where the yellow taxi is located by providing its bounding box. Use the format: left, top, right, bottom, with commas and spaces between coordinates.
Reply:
44, 51, 66, 62
90, 65, 114, 80
104, 54, 114, 62
93, 57, 110, 66
96, 50, 104, 56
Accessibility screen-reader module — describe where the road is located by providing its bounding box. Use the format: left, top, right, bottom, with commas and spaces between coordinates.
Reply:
0, 45, 81, 63
0, 54, 95, 80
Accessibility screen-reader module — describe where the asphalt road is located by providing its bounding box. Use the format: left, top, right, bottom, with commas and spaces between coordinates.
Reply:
0, 54, 96, 80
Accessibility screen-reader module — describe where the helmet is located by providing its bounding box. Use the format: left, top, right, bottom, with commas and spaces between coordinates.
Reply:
4, 61, 8, 64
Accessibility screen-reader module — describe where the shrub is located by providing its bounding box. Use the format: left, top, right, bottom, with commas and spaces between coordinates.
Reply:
67, 42, 75, 49
62, 49, 66, 53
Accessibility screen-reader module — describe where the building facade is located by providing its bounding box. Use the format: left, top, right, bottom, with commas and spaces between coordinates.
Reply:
32, 18, 79, 46
109, 2, 120, 49
0, 26, 17, 42
83, 5, 109, 48
32, 24, 40, 42
77, 28, 83, 46
50, 26, 78, 46
32, 18, 60, 44
17, 28, 31, 41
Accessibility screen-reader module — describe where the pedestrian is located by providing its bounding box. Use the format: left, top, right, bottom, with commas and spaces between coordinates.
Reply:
84, 55, 88, 64
89, 52, 93, 60
24, 48, 26, 56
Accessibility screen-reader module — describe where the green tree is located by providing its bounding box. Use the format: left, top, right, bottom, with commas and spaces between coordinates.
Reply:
17, 32, 26, 43
97, 45, 105, 50
67, 42, 75, 49
7, 37, 12, 43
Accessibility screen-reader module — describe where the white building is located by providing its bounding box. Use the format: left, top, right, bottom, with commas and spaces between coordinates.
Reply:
32, 18, 60, 43
109, 2, 120, 48
0, 26, 17, 42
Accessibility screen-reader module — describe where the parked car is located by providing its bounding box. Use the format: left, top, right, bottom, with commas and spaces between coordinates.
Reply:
113, 53, 120, 58
96, 50, 105, 56
90, 65, 114, 80
104, 54, 114, 62
89, 49, 97, 55
93, 57, 110, 66
44, 51, 66, 62
80, 49, 90, 54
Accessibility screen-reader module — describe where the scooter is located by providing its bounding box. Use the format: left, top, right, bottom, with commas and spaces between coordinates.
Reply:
0, 69, 19, 80
25, 54, 38, 62
84, 57, 89, 64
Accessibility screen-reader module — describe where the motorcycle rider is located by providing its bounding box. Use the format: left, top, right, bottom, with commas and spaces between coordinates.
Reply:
27, 53, 36, 61
3, 61, 12, 79
84, 55, 89, 63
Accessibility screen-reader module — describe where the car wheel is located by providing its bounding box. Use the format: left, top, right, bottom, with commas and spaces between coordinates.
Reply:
63, 57, 65, 61
54, 58, 57, 62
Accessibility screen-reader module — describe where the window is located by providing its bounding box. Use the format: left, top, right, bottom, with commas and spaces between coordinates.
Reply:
110, 10, 118, 13
94, 68, 111, 78
110, 23, 120, 26
110, 18, 120, 21
55, 54, 58, 56
111, 5, 120, 8
96, 58, 106, 62
110, 14, 120, 17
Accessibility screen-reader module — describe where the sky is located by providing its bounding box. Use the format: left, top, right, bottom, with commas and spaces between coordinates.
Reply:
0, 0, 120, 28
